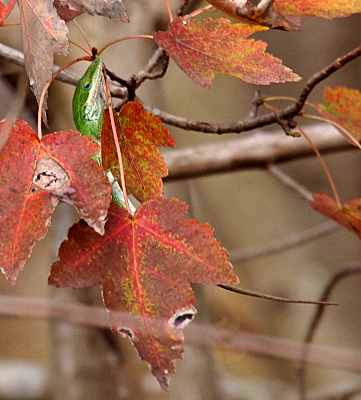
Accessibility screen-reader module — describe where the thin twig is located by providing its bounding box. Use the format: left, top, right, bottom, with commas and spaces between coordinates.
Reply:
98, 35, 154, 56
72, 20, 93, 52
217, 284, 337, 305
247, 90, 264, 120
68, 39, 92, 56
267, 164, 314, 201
164, 0, 173, 23
302, 113, 361, 149
104, 88, 132, 213
131, 47, 169, 88
298, 125, 342, 208
296, 262, 361, 400
176, 0, 191, 16
229, 220, 340, 263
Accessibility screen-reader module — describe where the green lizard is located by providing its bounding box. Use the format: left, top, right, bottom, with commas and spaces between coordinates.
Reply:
72, 56, 135, 212
72, 56, 104, 143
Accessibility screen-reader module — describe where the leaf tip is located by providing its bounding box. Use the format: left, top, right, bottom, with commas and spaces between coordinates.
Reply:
155, 373, 170, 391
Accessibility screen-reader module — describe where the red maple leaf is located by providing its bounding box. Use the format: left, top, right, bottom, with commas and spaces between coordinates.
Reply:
49, 197, 239, 388
310, 193, 361, 239
101, 103, 176, 203
153, 17, 300, 89
0, 119, 111, 282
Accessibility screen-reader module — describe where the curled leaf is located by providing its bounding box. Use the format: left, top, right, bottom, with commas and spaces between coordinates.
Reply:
310, 193, 361, 240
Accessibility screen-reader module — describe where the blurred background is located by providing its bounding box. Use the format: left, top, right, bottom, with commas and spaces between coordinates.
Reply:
0, 0, 361, 399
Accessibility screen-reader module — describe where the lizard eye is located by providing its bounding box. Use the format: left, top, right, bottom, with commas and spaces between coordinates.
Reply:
84, 82, 92, 90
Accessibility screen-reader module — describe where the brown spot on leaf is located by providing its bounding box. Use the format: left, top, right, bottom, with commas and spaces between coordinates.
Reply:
31, 157, 71, 194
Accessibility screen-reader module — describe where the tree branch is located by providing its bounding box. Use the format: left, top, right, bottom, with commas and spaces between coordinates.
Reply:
148, 43, 361, 134
162, 123, 354, 181
2, 40, 361, 136
0, 42, 128, 99
296, 262, 361, 400
0, 44, 356, 181
1, 295, 361, 372
228, 221, 340, 263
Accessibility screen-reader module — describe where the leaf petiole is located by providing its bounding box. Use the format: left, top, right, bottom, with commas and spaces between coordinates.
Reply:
37, 56, 94, 140
297, 125, 343, 209
102, 68, 132, 214
301, 113, 361, 149
98, 35, 154, 56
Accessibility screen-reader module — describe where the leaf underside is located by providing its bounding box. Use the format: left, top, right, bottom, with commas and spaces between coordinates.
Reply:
310, 193, 361, 240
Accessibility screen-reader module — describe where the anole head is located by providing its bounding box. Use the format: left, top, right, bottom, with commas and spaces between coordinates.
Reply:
72, 56, 104, 140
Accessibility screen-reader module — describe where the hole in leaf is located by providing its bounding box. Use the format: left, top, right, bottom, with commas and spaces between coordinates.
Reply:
168, 306, 197, 332
174, 313, 194, 327
117, 327, 135, 340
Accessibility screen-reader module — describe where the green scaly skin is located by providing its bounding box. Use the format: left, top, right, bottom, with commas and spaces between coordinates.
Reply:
72, 56, 104, 143
72, 56, 135, 213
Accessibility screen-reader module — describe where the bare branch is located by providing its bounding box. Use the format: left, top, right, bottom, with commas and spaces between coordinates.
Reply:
217, 284, 337, 305
131, 47, 169, 89
304, 263, 361, 344
229, 221, 340, 263
267, 164, 313, 201
0, 42, 127, 98
1, 295, 361, 372
2, 40, 361, 136
163, 123, 354, 181
296, 262, 361, 400
148, 43, 361, 133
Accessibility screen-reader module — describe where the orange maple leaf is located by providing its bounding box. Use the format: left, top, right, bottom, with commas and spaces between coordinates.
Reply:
153, 17, 300, 89
101, 102, 176, 203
